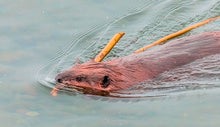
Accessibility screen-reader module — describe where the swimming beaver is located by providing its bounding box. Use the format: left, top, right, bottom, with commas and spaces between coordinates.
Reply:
54, 32, 220, 94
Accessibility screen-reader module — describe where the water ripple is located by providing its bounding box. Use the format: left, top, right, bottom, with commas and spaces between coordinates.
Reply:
37, 0, 220, 98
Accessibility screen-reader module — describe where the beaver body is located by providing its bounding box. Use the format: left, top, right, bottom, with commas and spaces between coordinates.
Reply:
55, 32, 220, 93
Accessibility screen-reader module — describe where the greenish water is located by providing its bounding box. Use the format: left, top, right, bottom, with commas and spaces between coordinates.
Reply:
1, 0, 220, 127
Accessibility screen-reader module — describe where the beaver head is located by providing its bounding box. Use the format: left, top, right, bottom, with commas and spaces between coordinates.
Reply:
55, 61, 137, 93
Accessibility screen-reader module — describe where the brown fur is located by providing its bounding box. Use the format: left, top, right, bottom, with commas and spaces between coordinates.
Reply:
55, 32, 220, 93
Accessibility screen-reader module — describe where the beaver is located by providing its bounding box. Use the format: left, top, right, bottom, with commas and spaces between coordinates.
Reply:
54, 31, 220, 94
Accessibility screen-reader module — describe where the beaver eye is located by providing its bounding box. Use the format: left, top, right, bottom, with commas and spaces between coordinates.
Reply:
101, 76, 110, 88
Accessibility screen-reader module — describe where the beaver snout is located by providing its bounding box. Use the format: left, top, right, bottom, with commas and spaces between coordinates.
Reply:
55, 72, 73, 84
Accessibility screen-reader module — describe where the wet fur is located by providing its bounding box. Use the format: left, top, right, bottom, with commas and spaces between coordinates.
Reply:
55, 32, 220, 93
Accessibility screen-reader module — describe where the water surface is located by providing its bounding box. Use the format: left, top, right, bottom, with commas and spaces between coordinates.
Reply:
1, 0, 220, 127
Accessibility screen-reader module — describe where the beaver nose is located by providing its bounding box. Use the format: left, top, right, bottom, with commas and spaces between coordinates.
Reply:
55, 74, 63, 83
56, 78, 62, 83
55, 71, 73, 83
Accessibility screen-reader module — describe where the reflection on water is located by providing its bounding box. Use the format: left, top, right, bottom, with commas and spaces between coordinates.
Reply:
1, 0, 220, 127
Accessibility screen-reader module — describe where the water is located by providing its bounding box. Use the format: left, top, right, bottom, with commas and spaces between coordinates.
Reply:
1, 0, 220, 127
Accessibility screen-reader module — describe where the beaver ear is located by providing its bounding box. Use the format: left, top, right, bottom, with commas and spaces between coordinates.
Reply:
101, 76, 110, 88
